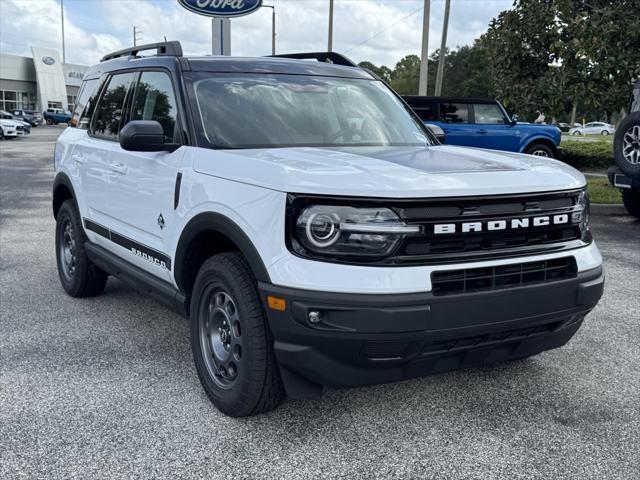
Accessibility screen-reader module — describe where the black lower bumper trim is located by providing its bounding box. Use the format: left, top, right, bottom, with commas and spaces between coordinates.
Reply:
259, 267, 604, 399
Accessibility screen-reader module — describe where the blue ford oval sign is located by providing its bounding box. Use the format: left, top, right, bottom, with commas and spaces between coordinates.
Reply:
178, 0, 262, 18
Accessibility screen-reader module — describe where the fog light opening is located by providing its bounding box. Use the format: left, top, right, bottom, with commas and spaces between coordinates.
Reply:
308, 310, 322, 324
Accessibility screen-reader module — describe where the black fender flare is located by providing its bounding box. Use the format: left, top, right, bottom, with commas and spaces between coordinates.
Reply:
52, 172, 79, 219
174, 212, 271, 292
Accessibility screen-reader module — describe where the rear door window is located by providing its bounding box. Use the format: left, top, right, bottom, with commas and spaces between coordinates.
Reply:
92, 72, 135, 140
440, 102, 469, 123
473, 103, 505, 124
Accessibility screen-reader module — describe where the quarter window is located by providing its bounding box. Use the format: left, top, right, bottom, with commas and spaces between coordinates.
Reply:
93, 73, 135, 140
71, 79, 100, 129
131, 71, 178, 142
440, 102, 469, 124
474, 103, 505, 124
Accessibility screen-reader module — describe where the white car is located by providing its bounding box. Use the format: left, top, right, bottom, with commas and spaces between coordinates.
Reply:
0, 118, 25, 138
569, 122, 615, 136
53, 42, 604, 417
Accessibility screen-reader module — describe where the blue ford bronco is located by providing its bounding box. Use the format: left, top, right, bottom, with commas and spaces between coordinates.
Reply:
404, 96, 562, 158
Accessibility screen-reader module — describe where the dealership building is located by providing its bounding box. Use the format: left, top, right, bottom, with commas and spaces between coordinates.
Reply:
0, 47, 88, 114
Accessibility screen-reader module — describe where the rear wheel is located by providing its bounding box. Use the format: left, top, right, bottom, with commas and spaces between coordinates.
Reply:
601, 130, 610, 135
190, 252, 285, 417
525, 143, 554, 158
55, 200, 108, 297
572, 130, 581, 136
621, 189, 640, 219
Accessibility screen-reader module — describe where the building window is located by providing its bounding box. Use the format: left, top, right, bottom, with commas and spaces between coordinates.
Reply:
67, 95, 77, 113
48, 101, 63, 109
0, 90, 37, 111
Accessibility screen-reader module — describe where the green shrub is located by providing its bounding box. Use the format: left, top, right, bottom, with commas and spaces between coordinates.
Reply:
560, 140, 613, 170
586, 176, 621, 204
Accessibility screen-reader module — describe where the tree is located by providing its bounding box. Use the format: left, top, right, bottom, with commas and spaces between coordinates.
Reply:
389, 55, 421, 95
357, 61, 393, 83
483, 0, 640, 123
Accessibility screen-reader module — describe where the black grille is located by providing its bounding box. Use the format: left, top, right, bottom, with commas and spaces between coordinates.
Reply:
393, 189, 585, 262
431, 257, 577, 296
16, 125, 24, 131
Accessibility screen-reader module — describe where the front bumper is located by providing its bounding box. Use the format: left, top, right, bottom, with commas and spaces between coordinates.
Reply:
260, 266, 604, 398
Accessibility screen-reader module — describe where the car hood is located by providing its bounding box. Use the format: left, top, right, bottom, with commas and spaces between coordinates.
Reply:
192, 145, 585, 198
0, 119, 22, 127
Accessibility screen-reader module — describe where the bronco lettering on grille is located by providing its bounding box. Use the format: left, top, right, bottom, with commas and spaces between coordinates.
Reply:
434, 214, 570, 234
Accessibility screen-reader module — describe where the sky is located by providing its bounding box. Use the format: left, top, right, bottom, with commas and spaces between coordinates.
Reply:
0, 0, 513, 68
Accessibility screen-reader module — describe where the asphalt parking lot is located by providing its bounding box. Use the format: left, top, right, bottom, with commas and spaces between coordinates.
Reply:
1, 127, 639, 480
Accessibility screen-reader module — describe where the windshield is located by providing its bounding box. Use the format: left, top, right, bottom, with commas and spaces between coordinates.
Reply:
188, 73, 431, 149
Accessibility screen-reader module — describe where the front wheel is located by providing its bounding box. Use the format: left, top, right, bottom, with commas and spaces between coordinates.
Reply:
572, 131, 581, 136
622, 189, 640, 219
525, 143, 554, 158
55, 200, 108, 297
190, 252, 285, 417
46, 118, 53, 125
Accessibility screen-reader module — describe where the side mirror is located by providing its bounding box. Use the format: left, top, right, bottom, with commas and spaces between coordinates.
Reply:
510, 114, 519, 125
119, 120, 180, 153
424, 123, 446, 143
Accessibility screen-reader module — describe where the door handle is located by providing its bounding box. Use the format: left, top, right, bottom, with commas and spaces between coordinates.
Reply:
109, 163, 127, 175
478, 129, 488, 134
72, 154, 86, 165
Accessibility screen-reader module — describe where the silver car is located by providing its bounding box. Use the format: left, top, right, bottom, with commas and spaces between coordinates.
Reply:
569, 122, 615, 136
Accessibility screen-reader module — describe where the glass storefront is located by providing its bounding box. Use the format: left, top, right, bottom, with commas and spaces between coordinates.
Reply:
0, 90, 37, 111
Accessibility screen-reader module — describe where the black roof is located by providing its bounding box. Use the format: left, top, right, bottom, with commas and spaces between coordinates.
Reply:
84, 41, 372, 81
403, 96, 497, 105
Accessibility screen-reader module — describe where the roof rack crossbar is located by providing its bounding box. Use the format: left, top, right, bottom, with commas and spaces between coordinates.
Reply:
269, 52, 357, 67
101, 41, 183, 63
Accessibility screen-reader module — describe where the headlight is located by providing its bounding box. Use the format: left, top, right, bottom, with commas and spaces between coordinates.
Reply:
293, 205, 420, 259
573, 189, 591, 241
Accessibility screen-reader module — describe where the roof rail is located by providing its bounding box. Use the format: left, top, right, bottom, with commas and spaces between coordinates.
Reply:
269, 52, 357, 67
101, 41, 183, 63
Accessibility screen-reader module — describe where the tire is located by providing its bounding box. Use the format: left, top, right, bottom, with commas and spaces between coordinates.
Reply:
190, 252, 285, 417
46, 118, 53, 125
621, 189, 640, 219
572, 130, 581, 136
614, 112, 640, 179
0, 127, 3, 139
601, 130, 609, 135
525, 143, 554, 158
55, 200, 108, 297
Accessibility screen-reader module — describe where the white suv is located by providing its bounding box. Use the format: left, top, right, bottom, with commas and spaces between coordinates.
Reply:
53, 42, 604, 417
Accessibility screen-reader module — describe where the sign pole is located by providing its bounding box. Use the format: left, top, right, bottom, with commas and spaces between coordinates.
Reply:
434, 0, 451, 96
60, 0, 66, 63
328, 0, 334, 51
418, 0, 430, 95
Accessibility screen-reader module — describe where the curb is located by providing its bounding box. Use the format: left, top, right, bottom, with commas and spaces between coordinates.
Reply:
591, 203, 627, 216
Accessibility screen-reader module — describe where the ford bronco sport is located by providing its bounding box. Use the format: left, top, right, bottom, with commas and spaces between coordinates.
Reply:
53, 42, 604, 417
403, 96, 562, 158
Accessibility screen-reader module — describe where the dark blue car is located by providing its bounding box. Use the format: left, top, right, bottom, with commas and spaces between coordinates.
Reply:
404, 96, 561, 158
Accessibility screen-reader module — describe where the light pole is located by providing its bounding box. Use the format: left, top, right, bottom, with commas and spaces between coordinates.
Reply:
133, 26, 142, 47
418, 0, 430, 95
328, 0, 334, 51
434, 0, 451, 96
60, 0, 66, 63
263, 5, 276, 55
